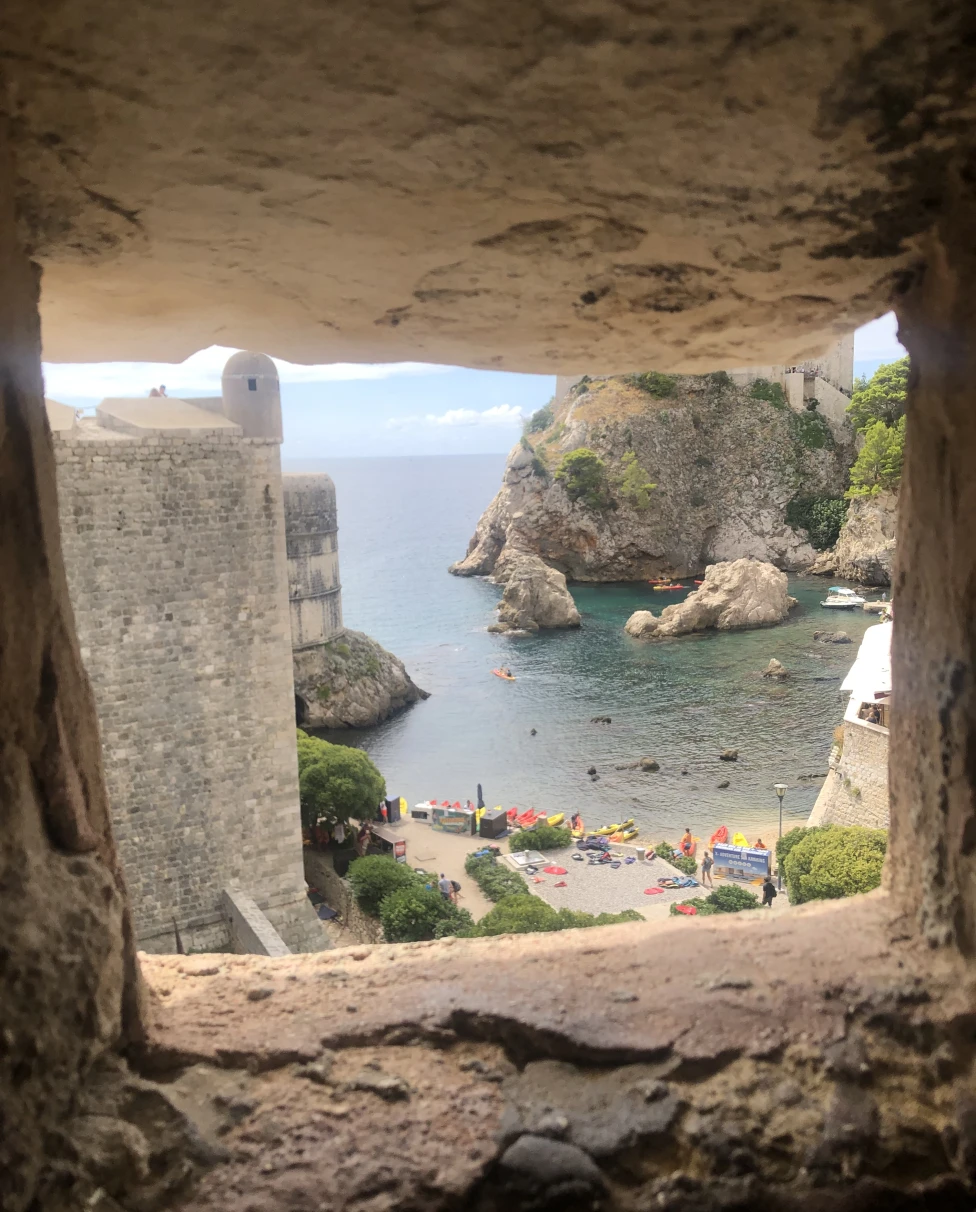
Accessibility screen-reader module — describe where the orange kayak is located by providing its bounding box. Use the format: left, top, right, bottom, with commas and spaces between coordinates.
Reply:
492, 668, 516, 681
710, 825, 729, 846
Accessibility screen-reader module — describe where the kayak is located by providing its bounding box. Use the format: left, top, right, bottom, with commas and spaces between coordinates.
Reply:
694, 580, 704, 585
732, 831, 749, 848
610, 828, 639, 842
653, 584, 686, 591
593, 823, 620, 836
547, 812, 565, 827
710, 825, 729, 845
492, 668, 516, 681
680, 838, 697, 857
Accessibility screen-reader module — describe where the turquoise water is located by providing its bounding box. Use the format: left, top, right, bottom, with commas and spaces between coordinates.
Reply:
285, 454, 879, 843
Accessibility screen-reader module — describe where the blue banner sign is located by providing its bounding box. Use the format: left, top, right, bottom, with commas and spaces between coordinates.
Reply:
712, 843, 771, 877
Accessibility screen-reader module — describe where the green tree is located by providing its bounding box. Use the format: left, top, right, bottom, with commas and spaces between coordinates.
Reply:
749, 378, 787, 408
298, 743, 386, 831
625, 371, 678, 398
783, 825, 887, 904
846, 355, 909, 433
508, 823, 572, 852
847, 417, 905, 497
554, 448, 610, 509
785, 497, 848, 550
524, 403, 554, 434
616, 451, 657, 510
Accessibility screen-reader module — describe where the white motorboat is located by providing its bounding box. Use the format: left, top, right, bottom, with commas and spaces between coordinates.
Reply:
821, 586, 867, 610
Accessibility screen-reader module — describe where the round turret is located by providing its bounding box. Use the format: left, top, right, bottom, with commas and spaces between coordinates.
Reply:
221, 351, 282, 440
282, 473, 343, 648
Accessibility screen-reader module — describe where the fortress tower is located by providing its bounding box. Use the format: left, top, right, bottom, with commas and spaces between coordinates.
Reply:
282, 474, 344, 651
50, 354, 323, 954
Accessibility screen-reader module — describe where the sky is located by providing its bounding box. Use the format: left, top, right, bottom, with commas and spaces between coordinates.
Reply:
42, 312, 906, 459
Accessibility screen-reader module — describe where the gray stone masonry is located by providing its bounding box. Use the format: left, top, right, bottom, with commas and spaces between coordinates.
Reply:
809, 720, 889, 830
222, 888, 293, 956
54, 425, 323, 953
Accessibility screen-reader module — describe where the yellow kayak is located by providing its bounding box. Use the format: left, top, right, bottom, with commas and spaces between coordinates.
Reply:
547, 812, 565, 827
571, 828, 585, 838
593, 823, 620, 836
618, 828, 639, 841
732, 831, 749, 848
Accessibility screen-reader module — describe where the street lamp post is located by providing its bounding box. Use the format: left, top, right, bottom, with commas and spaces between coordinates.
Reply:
774, 783, 787, 889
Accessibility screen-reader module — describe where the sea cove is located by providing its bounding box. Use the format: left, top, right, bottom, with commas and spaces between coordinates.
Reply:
287, 453, 878, 843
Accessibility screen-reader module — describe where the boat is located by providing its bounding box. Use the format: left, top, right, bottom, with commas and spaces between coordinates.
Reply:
492, 668, 516, 680
593, 822, 620, 836
610, 827, 639, 842
653, 583, 686, 591
694, 579, 704, 585
709, 825, 729, 846
821, 586, 867, 610
547, 812, 565, 827
731, 831, 749, 848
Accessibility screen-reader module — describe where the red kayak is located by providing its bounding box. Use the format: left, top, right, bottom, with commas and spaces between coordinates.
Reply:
710, 825, 729, 846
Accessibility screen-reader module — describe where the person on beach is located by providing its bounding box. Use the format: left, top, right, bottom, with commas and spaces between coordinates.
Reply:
437, 872, 453, 902
680, 827, 694, 854
755, 837, 766, 851
701, 849, 714, 888
761, 876, 778, 907
570, 811, 583, 833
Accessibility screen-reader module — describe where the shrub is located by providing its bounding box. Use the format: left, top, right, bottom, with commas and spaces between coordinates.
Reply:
708, 371, 733, 389
508, 823, 572, 852
847, 355, 909, 433
776, 824, 832, 868
298, 742, 386, 831
466, 895, 644, 937
657, 841, 698, 877
749, 378, 787, 408
785, 496, 848, 550
670, 897, 717, 917
379, 886, 473, 943
626, 370, 678, 398
347, 855, 422, 916
789, 410, 834, 450
616, 451, 657, 510
847, 417, 905, 497
783, 825, 887, 905
554, 448, 610, 510
568, 375, 592, 397
465, 851, 528, 901
524, 403, 554, 433
707, 884, 760, 913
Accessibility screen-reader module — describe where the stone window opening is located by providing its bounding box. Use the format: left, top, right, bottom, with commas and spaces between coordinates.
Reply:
247, 376, 257, 391
5, 16, 976, 1207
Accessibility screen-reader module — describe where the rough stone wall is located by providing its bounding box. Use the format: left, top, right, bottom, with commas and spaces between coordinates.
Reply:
810, 720, 889, 829
53, 428, 321, 953
0, 142, 144, 1211
303, 850, 385, 945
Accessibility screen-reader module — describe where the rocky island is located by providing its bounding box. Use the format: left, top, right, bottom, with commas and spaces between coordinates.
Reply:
624, 557, 796, 639
810, 491, 897, 586
293, 630, 428, 729
451, 370, 854, 589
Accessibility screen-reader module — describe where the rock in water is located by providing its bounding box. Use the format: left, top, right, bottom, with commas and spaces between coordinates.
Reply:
810, 492, 896, 586
719, 749, 739, 762
490, 550, 581, 633
814, 630, 852, 644
639, 757, 660, 771
762, 658, 789, 678
624, 558, 795, 639
293, 630, 428, 728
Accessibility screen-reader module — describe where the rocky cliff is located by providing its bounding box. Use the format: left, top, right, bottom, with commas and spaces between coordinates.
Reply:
451, 373, 854, 582
294, 630, 428, 729
810, 492, 897, 586
488, 551, 581, 634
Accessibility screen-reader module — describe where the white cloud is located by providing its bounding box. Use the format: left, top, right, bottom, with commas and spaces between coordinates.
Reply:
853, 312, 906, 363
387, 404, 524, 430
42, 344, 455, 400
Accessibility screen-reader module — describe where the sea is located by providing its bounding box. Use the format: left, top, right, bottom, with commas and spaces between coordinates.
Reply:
284, 453, 880, 846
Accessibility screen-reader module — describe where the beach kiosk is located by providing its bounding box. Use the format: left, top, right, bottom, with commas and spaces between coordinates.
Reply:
712, 842, 771, 881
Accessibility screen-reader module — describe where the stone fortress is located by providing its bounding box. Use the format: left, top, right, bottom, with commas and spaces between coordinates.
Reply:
49, 353, 325, 953
555, 333, 855, 438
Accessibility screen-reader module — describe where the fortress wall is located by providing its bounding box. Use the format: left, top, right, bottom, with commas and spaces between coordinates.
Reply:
283, 473, 344, 650
53, 428, 322, 953
809, 718, 889, 830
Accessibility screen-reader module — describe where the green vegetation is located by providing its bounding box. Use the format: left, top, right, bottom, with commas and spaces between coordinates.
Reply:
669, 884, 760, 916
464, 850, 528, 901
657, 842, 698, 877
847, 416, 905, 497
625, 371, 678, 398
296, 728, 385, 831
467, 894, 642, 937
785, 495, 849, 550
347, 854, 422, 916
568, 376, 592, 397
848, 356, 909, 433
336, 642, 351, 658
708, 371, 733, 389
616, 451, 657, 510
788, 409, 834, 450
379, 885, 473, 943
524, 403, 554, 434
508, 822, 572, 852
554, 448, 610, 510
749, 378, 787, 408
780, 824, 887, 905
